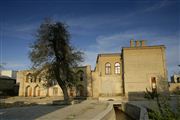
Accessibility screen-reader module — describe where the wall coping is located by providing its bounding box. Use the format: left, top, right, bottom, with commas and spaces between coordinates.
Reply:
93, 102, 115, 120
122, 102, 149, 120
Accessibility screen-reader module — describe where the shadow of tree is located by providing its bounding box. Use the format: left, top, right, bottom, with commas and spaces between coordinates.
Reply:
0, 101, 69, 120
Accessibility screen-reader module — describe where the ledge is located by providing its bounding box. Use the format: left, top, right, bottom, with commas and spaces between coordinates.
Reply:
122, 102, 149, 120
93, 102, 116, 120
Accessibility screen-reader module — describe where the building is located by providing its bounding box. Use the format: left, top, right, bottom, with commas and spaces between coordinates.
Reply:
92, 53, 123, 99
169, 74, 180, 94
0, 76, 16, 95
18, 40, 169, 100
122, 40, 168, 99
171, 74, 180, 83
0, 70, 17, 80
0, 70, 18, 96
18, 66, 92, 97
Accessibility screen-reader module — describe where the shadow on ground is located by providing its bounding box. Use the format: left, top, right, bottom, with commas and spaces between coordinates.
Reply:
0, 97, 86, 120
0, 103, 67, 120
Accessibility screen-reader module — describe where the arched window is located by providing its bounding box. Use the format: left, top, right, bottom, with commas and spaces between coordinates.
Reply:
38, 77, 41, 82
26, 73, 33, 83
77, 70, 84, 81
52, 80, 57, 85
177, 77, 180, 83
105, 63, 111, 75
115, 63, 120, 74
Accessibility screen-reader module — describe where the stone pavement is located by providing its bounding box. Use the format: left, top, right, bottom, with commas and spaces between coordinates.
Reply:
0, 100, 108, 120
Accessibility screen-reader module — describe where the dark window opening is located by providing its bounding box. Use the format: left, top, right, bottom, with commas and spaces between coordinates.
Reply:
177, 77, 180, 83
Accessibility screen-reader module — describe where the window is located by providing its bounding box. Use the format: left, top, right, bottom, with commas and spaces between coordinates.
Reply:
77, 70, 84, 81
177, 77, 180, 83
39, 77, 41, 82
105, 63, 111, 75
115, 63, 120, 74
80, 72, 84, 81
26, 73, 33, 83
34, 78, 36, 83
52, 80, 57, 85
53, 87, 58, 96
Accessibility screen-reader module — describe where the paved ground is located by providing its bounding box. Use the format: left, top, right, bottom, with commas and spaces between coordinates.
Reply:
0, 96, 64, 104
0, 100, 108, 120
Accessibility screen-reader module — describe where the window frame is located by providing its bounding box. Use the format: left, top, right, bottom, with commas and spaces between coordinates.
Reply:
26, 73, 32, 83
105, 62, 111, 75
114, 62, 120, 74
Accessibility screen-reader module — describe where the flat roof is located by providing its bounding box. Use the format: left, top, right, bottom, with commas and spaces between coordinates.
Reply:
0, 75, 16, 80
96, 53, 121, 64
122, 45, 166, 50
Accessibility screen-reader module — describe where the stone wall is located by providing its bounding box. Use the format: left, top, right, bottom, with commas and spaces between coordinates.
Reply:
122, 45, 168, 96
169, 83, 180, 94
92, 53, 123, 98
93, 102, 116, 120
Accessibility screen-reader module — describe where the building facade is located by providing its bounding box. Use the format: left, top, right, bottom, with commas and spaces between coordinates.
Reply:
18, 66, 92, 97
18, 40, 169, 100
0, 70, 17, 81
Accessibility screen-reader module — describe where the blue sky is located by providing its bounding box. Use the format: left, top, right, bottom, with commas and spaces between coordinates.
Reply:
0, 0, 179, 79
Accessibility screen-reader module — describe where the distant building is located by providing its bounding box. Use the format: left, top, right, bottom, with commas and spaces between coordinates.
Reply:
169, 74, 180, 94
0, 76, 16, 95
18, 40, 169, 100
0, 70, 17, 82
171, 74, 180, 83
0, 70, 18, 96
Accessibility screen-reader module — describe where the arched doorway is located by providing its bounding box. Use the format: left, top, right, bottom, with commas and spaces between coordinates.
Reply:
76, 85, 84, 97
25, 86, 32, 97
34, 86, 40, 97
53, 87, 58, 96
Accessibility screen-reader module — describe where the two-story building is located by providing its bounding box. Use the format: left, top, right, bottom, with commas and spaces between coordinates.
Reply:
18, 40, 169, 100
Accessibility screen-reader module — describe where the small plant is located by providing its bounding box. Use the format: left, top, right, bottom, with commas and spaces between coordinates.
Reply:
144, 88, 159, 100
144, 88, 180, 120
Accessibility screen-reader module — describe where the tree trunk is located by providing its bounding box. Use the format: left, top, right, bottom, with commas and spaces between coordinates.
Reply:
54, 66, 70, 103
46, 87, 49, 97
61, 86, 69, 102
56, 79, 70, 103
52, 39, 70, 103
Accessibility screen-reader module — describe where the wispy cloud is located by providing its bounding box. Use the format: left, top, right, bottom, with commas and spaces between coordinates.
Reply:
0, 21, 40, 41
83, 30, 179, 77
144, 0, 172, 12
65, 0, 170, 30
3, 62, 27, 70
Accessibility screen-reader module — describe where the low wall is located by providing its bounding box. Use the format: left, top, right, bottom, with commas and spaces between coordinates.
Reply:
169, 83, 180, 93
93, 102, 116, 120
122, 102, 149, 120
